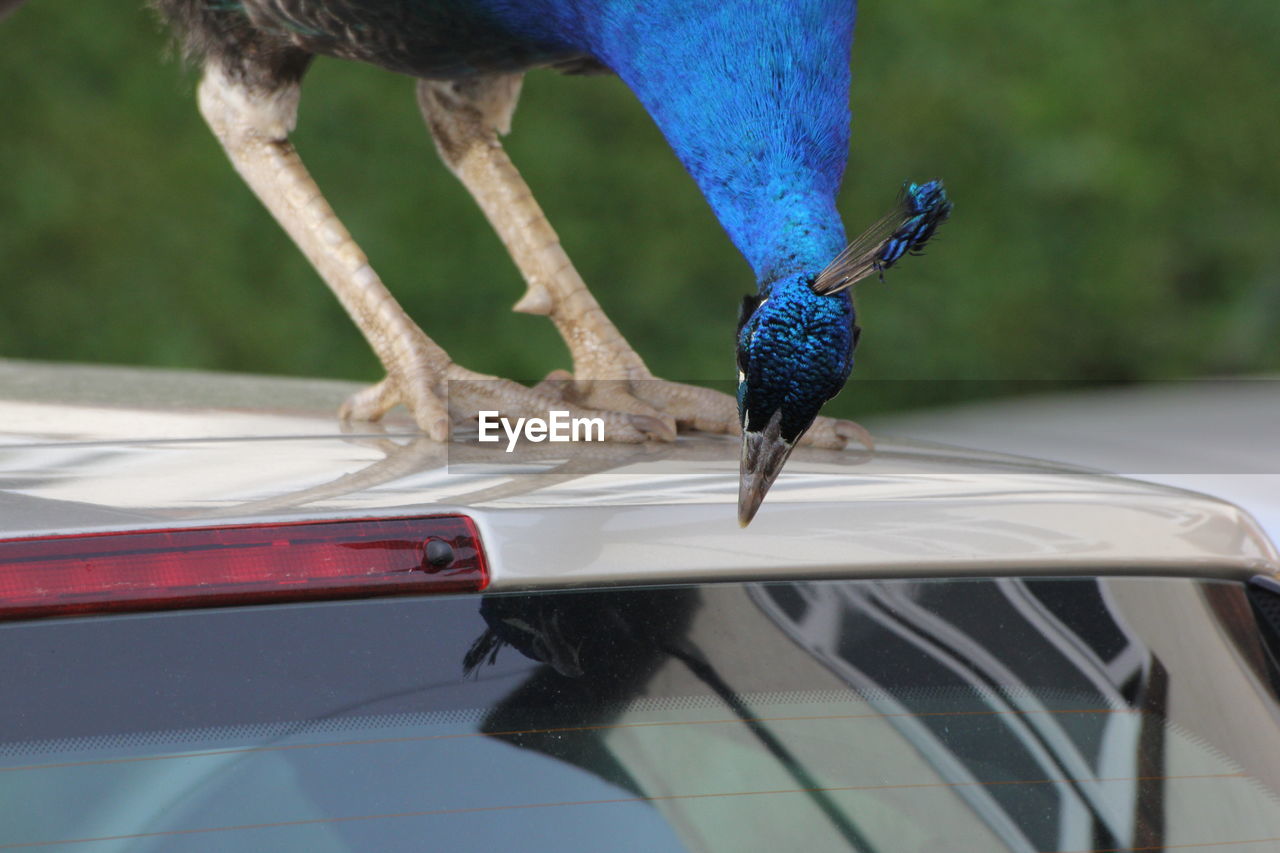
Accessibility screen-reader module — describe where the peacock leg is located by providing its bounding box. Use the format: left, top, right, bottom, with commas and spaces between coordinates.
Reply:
417, 75, 867, 450
196, 62, 664, 442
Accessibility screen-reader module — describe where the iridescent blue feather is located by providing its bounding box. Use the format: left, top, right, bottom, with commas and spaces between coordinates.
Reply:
810, 180, 953, 295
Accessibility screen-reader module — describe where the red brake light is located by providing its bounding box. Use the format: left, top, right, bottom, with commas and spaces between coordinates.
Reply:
0, 515, 488, 621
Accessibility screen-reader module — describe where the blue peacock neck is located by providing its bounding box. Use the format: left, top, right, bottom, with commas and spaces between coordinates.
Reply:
579, 0, 856, 289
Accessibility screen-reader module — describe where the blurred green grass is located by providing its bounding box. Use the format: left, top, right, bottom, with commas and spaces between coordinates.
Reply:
2, 0, 1278, 418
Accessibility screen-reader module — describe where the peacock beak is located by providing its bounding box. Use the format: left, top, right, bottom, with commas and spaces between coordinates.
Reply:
738, 411, 796, 527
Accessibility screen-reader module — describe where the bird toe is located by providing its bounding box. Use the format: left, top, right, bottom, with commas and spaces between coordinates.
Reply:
800, 417, 875, 451
339, 377, 399, 424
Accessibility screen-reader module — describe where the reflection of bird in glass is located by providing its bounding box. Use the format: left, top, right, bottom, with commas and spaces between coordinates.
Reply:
141, 0, 947, 523
463, 588, 699, 680
464, 594, 591, 679
462, 585, 879, 848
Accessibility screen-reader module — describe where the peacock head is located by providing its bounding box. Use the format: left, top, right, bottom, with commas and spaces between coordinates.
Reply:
735, 272, 858, 527
734, 178, 952, 526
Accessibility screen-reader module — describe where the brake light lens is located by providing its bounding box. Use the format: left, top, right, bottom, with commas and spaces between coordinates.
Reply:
0, 515, 488, 621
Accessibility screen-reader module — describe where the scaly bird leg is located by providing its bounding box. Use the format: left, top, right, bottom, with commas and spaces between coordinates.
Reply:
196, 63, 664, 442
417, 75, 867, 450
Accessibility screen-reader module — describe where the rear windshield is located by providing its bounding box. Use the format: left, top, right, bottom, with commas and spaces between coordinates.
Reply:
2, 576, 1279, 852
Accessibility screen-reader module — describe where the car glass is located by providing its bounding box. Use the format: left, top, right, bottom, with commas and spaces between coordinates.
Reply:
2, 577, 1278, 852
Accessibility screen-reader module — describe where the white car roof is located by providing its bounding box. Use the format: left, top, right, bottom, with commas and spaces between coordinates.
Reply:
1, 359, 1276, 588
869, 379, 1280, 550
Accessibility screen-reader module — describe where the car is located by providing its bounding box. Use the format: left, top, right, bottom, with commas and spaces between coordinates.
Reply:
2, 359, 1279, 852
867, 379, 1280, 552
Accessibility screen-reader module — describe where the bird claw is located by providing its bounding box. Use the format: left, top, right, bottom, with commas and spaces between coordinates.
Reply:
630, 379, 741, 436
533, 373, 873, 451
338, 377, 397, 424
339, 373, 452, 440
801, 416, 875, 451
528, 370, 678, 442
340, 363, 675, 444
632, 379, 873, 452
342, 364, 873, 452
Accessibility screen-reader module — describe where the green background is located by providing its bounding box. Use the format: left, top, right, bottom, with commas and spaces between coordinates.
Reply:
2, 0, 1278, 418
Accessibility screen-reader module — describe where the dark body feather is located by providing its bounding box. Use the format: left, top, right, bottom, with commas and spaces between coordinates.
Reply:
154, 0, 602, 87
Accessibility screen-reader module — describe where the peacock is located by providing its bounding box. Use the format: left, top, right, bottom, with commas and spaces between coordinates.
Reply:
7, 0, 950, 524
